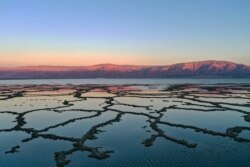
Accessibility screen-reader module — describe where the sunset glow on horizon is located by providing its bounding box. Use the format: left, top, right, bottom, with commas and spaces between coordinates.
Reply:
1, 0, 250, 66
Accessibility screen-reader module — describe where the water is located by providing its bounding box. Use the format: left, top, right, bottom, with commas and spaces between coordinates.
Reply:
0, 79, 250, 167
1, 78, 250, 85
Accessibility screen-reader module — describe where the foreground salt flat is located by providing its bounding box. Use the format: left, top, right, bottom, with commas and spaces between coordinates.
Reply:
0, 84, 250, 167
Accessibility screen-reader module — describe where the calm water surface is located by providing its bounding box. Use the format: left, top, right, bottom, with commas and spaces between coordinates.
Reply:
0, 79, 250, 167
1, 78, 250, 85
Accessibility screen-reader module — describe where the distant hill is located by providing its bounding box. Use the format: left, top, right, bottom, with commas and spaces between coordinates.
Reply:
0, 60, 250, 79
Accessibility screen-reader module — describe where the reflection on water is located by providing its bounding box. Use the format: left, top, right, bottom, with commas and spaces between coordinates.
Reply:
0, 82, 250, 167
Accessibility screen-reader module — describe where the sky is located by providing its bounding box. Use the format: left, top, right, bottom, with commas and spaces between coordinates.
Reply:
0, 0, 250, 66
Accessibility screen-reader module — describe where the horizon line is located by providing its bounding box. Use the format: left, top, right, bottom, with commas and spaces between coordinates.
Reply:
0, 60, 247, 68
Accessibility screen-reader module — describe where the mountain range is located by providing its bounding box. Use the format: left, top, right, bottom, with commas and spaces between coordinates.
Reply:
0, 60, 250, 79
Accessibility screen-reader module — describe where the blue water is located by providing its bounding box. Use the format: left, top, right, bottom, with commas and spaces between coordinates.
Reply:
0, 80, 250, 167
1, 78, 250, 85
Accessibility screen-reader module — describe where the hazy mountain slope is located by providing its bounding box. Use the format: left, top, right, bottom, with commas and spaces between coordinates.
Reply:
0, 60, 249, 79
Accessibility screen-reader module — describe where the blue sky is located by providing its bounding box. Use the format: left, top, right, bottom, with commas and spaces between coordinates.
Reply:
0, 0, 250, 66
